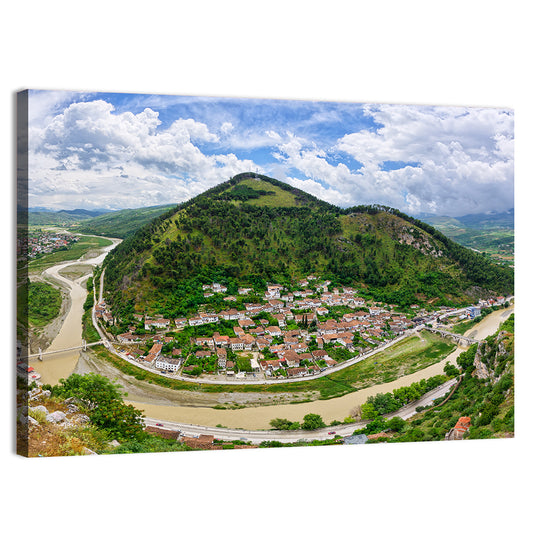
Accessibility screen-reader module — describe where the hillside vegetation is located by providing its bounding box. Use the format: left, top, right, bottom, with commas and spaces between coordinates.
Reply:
103, 173, 513, 320
73, 204, 175, 238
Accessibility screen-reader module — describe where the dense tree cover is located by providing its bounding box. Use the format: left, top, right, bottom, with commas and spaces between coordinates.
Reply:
220, 184, 274, 201
52, 373, 145, 440
27, 281, 62, 326
102, 173, 514, 320
346, 204, 513, 295
360, 374, 450, 418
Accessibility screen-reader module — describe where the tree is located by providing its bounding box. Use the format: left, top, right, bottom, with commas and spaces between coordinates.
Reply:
457, 343, 478, 372
270, 418, 293, 430
444, 361, 460, 378
53, 373, 123, 409
90, 400, 145, 440
52, 373, 145, 441
360, 403, 378, 420
387, 416, 406, 432
301, 413, 326, 430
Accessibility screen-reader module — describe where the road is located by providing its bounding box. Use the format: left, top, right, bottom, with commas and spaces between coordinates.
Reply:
143, 378, 457, 444
101, 302, 491, 386
106, 322, 450, 386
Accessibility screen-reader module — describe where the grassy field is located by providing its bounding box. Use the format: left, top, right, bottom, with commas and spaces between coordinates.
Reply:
26, 281, 63, 327
28, 235, 112, 273
452, 318, 478, 335
90, 331, 455, 403
236, 178, 298, 208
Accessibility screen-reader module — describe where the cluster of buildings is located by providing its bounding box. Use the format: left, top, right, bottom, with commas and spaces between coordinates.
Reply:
26, 231, 79, 259
462, 296, 506, 320
99, 276, 435, 380
98, 278, 508, 381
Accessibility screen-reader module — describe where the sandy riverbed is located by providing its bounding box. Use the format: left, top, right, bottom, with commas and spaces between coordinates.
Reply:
464, 306, 513, 340
125, 345, 466, 429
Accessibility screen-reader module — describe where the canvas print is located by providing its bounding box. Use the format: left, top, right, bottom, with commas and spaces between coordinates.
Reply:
16, 90, 514, 457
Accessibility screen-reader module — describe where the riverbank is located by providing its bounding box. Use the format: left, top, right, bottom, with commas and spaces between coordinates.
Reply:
124, 344, 466, 429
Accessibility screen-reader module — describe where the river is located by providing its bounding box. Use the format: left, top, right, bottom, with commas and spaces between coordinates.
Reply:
31, 237, 121, 385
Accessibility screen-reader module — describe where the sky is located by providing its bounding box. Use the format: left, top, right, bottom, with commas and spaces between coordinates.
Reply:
27, 90, 514, 217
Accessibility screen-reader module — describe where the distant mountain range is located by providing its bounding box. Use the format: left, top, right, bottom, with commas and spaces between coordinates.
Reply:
28, 207, 114, 225
58, 208, 113, 217
27, 204, 174, 236
419, 209, 514, 232
419, 210, 514, 265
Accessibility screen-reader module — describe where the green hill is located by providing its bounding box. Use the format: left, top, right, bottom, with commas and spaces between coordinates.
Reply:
102, 173, 514, 321
72, 204, 175, 238
28, 210, 92, 226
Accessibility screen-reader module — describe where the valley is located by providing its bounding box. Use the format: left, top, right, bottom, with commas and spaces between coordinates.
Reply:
20, 172, 515, 448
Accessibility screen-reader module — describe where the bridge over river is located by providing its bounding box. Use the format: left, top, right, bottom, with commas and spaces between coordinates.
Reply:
28, 340, 106, 361
422, 327, 477, 346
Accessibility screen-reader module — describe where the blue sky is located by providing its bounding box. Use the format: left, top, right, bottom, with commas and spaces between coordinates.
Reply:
27, 90, 514, 216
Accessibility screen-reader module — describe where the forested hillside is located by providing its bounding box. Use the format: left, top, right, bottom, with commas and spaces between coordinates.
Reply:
72, 204, 175, 238
103, 173, 513, 320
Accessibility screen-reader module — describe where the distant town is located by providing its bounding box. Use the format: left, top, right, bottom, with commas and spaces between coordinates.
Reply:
21, 230, 79, 261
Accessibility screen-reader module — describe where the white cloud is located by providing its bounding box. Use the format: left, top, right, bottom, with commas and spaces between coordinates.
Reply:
285, 177, 349, 205
27, 95, 514, 216
28, 98, 259, 209
270, 104, 514, 215
220, 121, 234, 135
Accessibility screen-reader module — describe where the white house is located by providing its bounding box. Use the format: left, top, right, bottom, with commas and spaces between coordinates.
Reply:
155, 356, 183, 372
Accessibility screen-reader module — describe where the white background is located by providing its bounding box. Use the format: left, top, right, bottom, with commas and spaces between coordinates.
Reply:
3, 2, 531, 531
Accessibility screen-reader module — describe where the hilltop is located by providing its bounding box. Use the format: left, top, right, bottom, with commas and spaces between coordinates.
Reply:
102, 172, 513, 320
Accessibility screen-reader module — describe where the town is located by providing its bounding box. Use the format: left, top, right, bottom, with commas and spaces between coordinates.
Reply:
95, 276, 507, 382
23, 230, 79, 260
